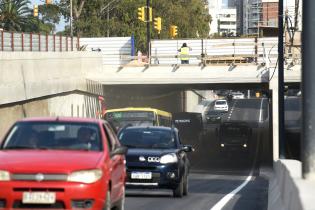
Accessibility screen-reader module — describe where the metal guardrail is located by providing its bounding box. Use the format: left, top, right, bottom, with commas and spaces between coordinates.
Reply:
0, 30, 80, 52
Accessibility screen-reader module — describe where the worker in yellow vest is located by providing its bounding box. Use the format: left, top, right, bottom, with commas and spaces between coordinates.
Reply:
178, 43, 192, 64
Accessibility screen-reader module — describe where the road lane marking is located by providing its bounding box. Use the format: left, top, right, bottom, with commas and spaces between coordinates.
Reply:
227, 100, 237, 121
210, 124, 260, 210
210, 173, 253, 210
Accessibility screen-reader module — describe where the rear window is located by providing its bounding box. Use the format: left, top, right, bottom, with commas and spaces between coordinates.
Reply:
1, 122, 102, 151
215, 101, 227, 105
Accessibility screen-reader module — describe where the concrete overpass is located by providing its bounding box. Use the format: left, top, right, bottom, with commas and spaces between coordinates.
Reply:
88, 63, 301, 88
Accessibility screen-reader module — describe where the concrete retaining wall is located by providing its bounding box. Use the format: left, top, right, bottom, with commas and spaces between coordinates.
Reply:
268, 160, 315, 210
0, 51, 105, 138
0, 51, 103, 105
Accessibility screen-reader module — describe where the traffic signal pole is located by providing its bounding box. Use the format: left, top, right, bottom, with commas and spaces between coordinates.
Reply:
302, 0, 315, 180
146, 0, 151, 60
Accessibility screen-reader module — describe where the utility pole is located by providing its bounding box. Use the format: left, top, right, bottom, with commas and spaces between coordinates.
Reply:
302, 0, 315, 180
278, 0, 285, 159
146, 0, 150, 59
70, 0, 73, 37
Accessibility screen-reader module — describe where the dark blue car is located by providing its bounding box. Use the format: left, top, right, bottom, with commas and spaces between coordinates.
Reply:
118, 126, 193, 197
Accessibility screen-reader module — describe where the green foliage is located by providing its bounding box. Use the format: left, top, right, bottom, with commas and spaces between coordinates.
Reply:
0, 0, 61, 34
57, 0, 211, 52
0, 0, 31, 31
0, 0, 210, 51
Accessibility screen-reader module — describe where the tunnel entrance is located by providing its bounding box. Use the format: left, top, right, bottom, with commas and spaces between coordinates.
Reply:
102, 84, 274, 172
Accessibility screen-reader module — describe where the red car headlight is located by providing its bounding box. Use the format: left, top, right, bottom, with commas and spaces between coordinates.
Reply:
0, 170, 10, 181
68, 169, 103, 184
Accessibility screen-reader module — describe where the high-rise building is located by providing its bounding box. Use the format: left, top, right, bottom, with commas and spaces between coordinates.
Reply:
217, 8, 237, 36
208, 0, 237, 36
235, 0, 301, 36
261, 0, 278, 27
235, 0, 244, 35
208, 0, 223, 34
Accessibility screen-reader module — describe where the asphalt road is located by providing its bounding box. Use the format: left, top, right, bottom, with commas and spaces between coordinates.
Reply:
125, 98, 270, 210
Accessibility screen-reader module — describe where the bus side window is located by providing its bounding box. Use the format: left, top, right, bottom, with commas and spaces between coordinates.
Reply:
159, 115, 171, 127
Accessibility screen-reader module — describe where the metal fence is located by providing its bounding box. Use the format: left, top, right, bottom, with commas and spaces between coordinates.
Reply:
80, 37, 132, 65
151, 37, 280, 65
0, 31, 80, 52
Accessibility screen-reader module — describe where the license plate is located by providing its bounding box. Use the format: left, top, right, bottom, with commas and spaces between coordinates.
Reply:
131, 172, 152, 179
22, 192, 56, 204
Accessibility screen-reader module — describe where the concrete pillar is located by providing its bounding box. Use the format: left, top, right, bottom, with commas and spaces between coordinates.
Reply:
185, 91, 200, 112
270, 69, 279, 161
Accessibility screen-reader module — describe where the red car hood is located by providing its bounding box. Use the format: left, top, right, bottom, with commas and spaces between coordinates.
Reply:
0, 150, 104, 173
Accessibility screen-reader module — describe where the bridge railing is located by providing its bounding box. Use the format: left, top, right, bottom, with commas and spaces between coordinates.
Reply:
120, 37, 300, 67
0, 30, 80, 52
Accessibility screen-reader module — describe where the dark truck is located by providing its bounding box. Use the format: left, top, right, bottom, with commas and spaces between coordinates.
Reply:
217, 121, 252, 151
172, 112, 203, 143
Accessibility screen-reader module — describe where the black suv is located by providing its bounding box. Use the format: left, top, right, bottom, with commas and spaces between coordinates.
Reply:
118, 126, 193, 197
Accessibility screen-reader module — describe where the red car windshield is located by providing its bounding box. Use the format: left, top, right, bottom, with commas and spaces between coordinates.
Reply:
1, 122, 102, 151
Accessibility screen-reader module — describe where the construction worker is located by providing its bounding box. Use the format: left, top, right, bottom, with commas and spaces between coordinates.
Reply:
178, 43, 192, 64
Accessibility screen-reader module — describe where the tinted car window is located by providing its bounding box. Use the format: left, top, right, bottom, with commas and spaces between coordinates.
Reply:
118, 129, 176, 149
1, 122, 102, 151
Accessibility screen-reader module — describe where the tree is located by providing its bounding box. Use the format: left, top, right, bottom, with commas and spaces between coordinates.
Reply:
57, 0, 211, 51
58, 0, 90, 35
0, 0, 31, 31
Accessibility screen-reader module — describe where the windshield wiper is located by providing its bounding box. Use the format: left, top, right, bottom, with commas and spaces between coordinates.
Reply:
4, 145, 35, 150
123, 144, 138, 148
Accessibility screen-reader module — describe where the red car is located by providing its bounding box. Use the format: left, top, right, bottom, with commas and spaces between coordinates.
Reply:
0, 117, 127, 210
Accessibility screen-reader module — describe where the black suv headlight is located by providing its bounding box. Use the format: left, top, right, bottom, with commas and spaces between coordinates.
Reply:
160, 153, 178, 164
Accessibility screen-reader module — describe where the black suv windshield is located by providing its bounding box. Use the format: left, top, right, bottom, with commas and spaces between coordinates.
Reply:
1, 122, 102, 151
118, 128, 176, 149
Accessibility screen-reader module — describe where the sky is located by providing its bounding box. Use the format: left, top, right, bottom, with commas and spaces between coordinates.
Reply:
31, 0, 66, 32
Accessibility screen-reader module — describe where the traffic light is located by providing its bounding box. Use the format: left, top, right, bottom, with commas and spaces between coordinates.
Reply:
46, 0, 52, 4
170, 25, 178, 38
137, 7, 145, 22
33, 5, 38, 17
154, 17, 162, 34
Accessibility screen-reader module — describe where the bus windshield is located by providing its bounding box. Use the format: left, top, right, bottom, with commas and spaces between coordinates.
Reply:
105, 111, 156, 130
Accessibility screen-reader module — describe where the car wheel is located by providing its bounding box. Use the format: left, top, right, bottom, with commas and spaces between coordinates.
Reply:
173, 178, 184, 198
183, 174, 189, 196
103, 189, 111, 210
115, 186, 125, 210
